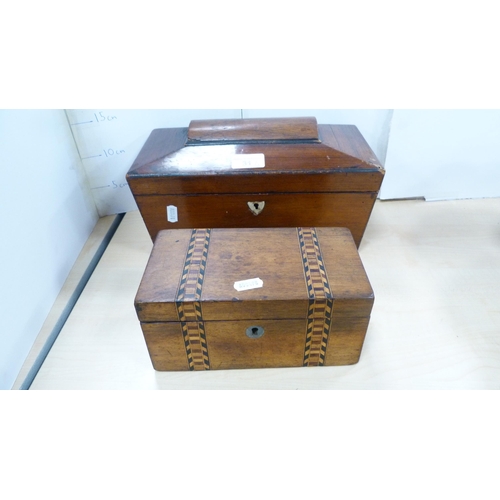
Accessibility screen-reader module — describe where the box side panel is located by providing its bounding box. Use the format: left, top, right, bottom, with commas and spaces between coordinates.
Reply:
133, 193, 376, 245
320, 125, 384, 167
141, 322, 189, 371
324, 314, 371, 366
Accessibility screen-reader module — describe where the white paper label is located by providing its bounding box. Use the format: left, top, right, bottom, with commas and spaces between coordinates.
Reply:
231, 153, 265, 169
167, 205, 178, 223
234, 277, 263, 291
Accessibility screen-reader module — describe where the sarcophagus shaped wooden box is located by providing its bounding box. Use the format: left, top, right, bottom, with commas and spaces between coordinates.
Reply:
126, 117, 385, 247
134, 226, 374, 371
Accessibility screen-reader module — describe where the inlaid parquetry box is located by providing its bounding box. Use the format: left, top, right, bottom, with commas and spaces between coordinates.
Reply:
134, 226, 374, 371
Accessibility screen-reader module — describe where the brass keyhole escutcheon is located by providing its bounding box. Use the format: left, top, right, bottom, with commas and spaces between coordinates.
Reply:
247, 201, 265, 215
246, 325, 264, 338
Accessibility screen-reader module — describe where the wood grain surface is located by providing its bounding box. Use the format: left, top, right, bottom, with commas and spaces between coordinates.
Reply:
187, 116, 319, 142
135, 227, 374, 370
126, 120, 385, 245
134, 192, 377, 246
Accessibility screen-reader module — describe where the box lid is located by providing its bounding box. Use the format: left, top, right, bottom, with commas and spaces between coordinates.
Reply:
126, 117, 385, 195
134, 227, 374, 323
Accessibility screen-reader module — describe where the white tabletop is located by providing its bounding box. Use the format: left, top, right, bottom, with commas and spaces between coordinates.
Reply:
30, 198, 500, 389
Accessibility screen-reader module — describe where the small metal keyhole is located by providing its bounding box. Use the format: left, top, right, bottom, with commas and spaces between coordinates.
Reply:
246, 325, 264, 338
247, 201, 265, 215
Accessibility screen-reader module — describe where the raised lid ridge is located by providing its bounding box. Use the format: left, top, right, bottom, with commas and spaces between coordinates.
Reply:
187, 117, 319, 143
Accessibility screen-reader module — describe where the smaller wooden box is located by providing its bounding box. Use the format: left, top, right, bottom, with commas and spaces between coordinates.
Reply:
134, 227, 374, 371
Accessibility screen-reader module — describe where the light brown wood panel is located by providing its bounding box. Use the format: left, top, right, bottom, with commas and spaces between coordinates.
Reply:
141, 322, 189, 371
324, 315, 371, 366
134, 229, 192, 322
142, 319, 310, 371
316, 226, 374, 299
205, 319, 307, 370
141, 314, 372, 371
202, 228, 306, 302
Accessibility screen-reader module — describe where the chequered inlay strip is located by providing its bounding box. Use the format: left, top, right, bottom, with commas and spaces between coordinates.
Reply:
303, 299, 333, 366
176, 229, 211, 370
180, 321, 210, 371
297, 227, 333, 366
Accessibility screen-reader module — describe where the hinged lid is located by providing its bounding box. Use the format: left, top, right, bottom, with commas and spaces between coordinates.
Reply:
126, 118, 385, 195
134, 227, 374, 323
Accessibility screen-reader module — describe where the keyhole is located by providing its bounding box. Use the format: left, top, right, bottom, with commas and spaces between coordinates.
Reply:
247, 201, 265, 215
246, 325, 264, 338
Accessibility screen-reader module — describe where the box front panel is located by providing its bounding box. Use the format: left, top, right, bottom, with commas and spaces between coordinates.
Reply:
135, 192, 376, 246
141, 320, 308, 371
205, 319, 307, 370
141, 314, 371, 371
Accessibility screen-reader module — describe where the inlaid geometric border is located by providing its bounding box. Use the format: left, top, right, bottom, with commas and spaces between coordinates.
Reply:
176, 229, 212, 370
180, 321, 210, 371
297, 227, 334, 366
303, 298, 334, 366
297, 227, 333, 300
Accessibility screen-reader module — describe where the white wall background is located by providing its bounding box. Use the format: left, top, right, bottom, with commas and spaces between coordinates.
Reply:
0, 110, 98, 389
380, 110, 500, 200
69, 109, 500, 216
67, 110, 241, 216
2, 108, 500, 388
